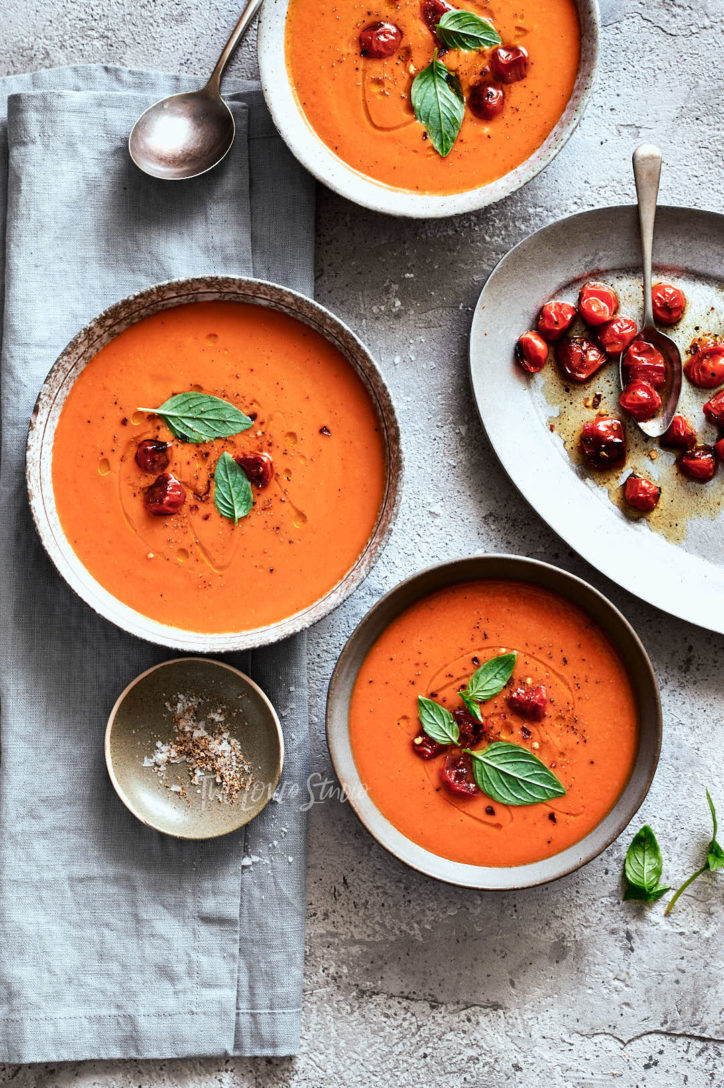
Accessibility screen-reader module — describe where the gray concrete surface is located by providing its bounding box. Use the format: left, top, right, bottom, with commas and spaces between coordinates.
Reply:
2, 0, 723, 1085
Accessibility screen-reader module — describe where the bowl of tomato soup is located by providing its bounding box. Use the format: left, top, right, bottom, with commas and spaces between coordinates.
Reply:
27, 277, 401, 651
259, 0, 598, 216
327, 555, 661, 888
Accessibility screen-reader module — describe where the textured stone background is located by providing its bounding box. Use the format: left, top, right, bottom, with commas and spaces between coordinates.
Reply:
2, 0, 723, 1085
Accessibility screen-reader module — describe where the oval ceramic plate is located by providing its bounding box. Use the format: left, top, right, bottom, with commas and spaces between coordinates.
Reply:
470, 205, 724, 634
327, 555, 661, 889
106, 657, 283, 839
258, 0, 599, 218
26, 276, 402, 652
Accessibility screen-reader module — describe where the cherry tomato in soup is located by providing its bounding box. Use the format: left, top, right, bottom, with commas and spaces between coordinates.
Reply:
507, 685, 547, 720
619, 379, 661, 422
135, 439, 170, 473
440, 752, 480, 796
452, 707, 486, 748
359, 21, 403, 58
578, 282, 619, 326
490, 45, 529, 83
235, 452, 274, 489
622, 340, 667, 388
652, 283, 686, 325
515, 331, 548, 373
580, 417, 626, 469
678, 446, 717, 482
555, 338, 607, 382
412, 732, 445, 760
420, 0, 453, 36
536, 301, 576, 342
143, 473, 186, 516
468, 82, 505, 120
624, 474, 661, 513
685, 342, 724, 389
660, 414, 697, 451
596, 317, 638, 356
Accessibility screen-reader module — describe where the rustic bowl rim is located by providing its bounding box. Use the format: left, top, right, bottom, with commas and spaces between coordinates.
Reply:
326, 553, 662, 889
104, 656, 284, 839
258, 0, 600, 218
26, 275, 403, 652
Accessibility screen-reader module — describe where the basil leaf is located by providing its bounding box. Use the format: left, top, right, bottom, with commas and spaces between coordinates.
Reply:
624, 825, 668, 898
436, 10, 501, 51
418, 696, 459, 745
460, 690, 483, 722
213, 452, 253, 525
464, 652, 517, 702
139, 392, 253, 444
465, 741, 566, 805
411, 55, 465, 157
705, 790, 724, 871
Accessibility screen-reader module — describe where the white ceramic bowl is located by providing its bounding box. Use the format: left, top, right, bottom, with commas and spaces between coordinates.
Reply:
258, 0, 599, 218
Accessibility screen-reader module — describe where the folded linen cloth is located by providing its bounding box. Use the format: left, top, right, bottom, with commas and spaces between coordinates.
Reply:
0, 65, 315, 1062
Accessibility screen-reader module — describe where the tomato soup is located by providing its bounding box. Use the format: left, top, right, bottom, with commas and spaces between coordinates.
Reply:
52, 301, 387, 633
285, 0, 581, 195
349, 580, 638, 867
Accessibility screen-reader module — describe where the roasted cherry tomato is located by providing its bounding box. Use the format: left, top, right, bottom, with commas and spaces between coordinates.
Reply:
578, 281, 619, 326
359, 21, 403, 58
135, 439, 170, 473
490, 45, 529, 83
619, 379, 661, 422
440, 752, 480, 796
144, 472, 186, 516
596, 316, 638, 356
515, 330, 548, 373
580, 417, 626, 469
507, 684, 547, 721
411, 732, 444, 760
652, 283, 686, 325
660, 414, 697, 451
468, 82, 505, 120
703, 389, 724, 427
235, 451, 274, 488
536, 301, 577, 342
715, 437, 724, 463
452, 707, 486, 748
555, 337, 607, 382
678, 446, 717, 482
622, 340, 667, 388
684, 342, 724, 389
421, 0, 453, 36
624, 474, 661, 513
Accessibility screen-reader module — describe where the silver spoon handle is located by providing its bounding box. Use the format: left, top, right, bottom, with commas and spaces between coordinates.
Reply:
632, 143, 662, 329
205, 0, 265, 93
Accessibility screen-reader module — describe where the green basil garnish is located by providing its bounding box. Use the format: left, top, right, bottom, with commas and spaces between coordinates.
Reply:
463, 651, 517, 703
213, 451, 253, 525
411, 53, 465, 157
623, 825, 669, 901
418, 696, 459, 745
435, 10, 501, 52
665, 790, 723, 914
464, 741, 566, 805
139, 392, 253, 444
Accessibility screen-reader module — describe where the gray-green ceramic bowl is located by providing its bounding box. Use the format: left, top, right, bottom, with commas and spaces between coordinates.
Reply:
106, 657, 283, 839
326, 554, 662, 889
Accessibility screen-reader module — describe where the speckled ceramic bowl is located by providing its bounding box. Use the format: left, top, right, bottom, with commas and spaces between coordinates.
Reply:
26, 276, 402, 652
105, 657, 283, 838
327, 554, 662, 889
258, 0, 599, 218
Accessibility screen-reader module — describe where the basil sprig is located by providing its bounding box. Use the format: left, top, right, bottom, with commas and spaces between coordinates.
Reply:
461, 651, 516, 705
139, 392, 253, 444
665, 790, 723, 914
213, 452, 253, 525
464, 741, 566, 805
411, 53, 464, 157
623, 825, 669, 901
417, 696, 459, 745
436, 10, 501, 51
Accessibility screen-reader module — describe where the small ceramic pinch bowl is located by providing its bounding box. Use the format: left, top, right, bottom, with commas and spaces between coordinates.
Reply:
326, 554, 662, 889
258, 0, 599, 218
105, 657, 283, 839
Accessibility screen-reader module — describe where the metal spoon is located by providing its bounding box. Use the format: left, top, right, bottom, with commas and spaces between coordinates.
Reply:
620, 143, 682, 438
129, 0, 264, 180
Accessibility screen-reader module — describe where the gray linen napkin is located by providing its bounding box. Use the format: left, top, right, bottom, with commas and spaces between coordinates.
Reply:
0, 65, 315, 1062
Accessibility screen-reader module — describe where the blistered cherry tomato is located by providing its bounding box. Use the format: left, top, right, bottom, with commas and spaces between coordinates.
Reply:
144, 473, 186, 516
440, 752, 480, 796
235, 452, 274, 489
619, 379, 661, 422
596, 317, 638, 356
452, 707, 486, 748
555, 338, 607, 382
490, 45, 528, 83
652, 283, 686, 326
135, 439, 170, 473
622, 340, 667, 388
685, 342, 724, 388
421, 0, 453, 36
715, 437, 724, 463
578, 282, 619, 326
660, 414, 697, 451
359, 21, 402, 58
536, 301, 577, 342
468, 82, 505, 120
678, 446, 717, 482
507, 684, 547, 721
580, 417, 626, 469
411, 732, 444, 760
703, 389, 724, 427
515, 331, 548, 373
624, 474, 661, 513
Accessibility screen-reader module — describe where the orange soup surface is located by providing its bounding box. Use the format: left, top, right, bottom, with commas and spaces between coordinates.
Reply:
52, 301, 386, 633
349, 580, 639, 867
285, 0, 581, 195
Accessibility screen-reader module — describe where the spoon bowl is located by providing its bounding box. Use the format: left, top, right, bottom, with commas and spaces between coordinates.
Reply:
619, 323, 683, 438
129, 89, 235, 180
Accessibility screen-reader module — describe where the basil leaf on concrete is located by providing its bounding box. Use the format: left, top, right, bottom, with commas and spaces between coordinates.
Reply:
623, 825, 669, 900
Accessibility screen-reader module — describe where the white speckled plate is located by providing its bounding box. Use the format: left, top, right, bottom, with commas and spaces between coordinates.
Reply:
470, 205, 724, 633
